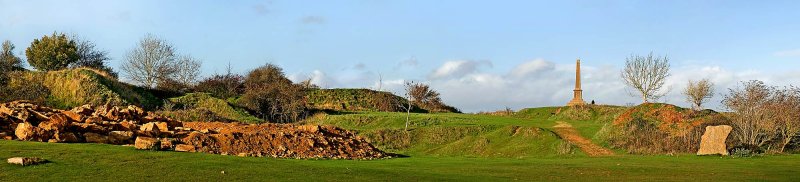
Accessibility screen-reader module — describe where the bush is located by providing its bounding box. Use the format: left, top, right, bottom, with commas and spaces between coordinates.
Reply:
25, 32, 79, 71
0, 71, 50, 103
194, 73, 244, 99
599, 103, 730, 154
238, 64, 306, 123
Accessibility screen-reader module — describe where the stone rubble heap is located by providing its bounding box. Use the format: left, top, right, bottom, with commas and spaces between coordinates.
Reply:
0, 101, 386, 160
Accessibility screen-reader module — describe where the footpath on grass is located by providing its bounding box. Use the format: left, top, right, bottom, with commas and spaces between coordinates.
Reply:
552, 121, 615, 157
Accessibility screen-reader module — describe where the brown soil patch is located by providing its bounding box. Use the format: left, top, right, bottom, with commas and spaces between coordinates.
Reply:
552, 121, 614, 157
182, 122, 385, 159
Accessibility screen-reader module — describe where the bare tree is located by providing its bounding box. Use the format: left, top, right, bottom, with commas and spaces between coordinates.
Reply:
398, 81, 415, 131
377, 73, 383, 91
1, 40, 24, 71
121, 34, 177, 88
722, 80, 777, 149
621, 52, 671, 103
171, 55, 202, 87
683, 78, 715, 110
772, 86, 800, 152
71, 35, 117, 77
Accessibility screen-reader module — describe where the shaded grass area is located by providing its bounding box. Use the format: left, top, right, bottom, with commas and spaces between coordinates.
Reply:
1, 140, 799, 181
158, 93, 263, 123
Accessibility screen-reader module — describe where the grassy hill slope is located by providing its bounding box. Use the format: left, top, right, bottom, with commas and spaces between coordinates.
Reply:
157, 93, 263, 123
305, 89, 410, 112
303, 111, 578, 157
305, 88, 459, 113
6, 68, 161, 109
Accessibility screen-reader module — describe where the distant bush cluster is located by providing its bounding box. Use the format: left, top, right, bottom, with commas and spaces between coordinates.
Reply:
722, 80, 800, 153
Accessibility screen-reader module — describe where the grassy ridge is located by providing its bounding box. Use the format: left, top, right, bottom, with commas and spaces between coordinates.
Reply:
305, 89, 408, 112
9, 68, 160, 109
158, 93, 263, 123
1, 140, 798, 181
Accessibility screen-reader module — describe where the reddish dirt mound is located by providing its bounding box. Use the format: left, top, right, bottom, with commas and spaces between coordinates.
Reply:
182, 122, 385, 159
0, 100, 386, 160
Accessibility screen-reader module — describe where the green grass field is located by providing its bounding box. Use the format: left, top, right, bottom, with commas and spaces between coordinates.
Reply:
2, 140, 799, 181
2, 107, 800, 181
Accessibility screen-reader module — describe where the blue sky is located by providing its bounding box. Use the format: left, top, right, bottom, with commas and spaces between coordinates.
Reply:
2, 0, 799, 112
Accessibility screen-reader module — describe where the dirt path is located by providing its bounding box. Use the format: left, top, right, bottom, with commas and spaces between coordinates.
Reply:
552, 121, 615, 157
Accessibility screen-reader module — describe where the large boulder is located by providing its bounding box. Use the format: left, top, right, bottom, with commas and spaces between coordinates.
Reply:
15, 122, 39, 141
38, 114, 71, 132
7, 157, 46, 166
175, 144, 196, 152
139, 122, 161, 136
697, 125, 733, 155
134, 137, 161, 150
84, 132, 110, 144
108, 131, 135, 144
54, 132, 80, 143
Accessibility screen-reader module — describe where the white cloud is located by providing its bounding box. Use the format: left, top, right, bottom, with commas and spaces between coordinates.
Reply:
509, 59, 555, 77
290, 59, 800, 113
428, 60, 491, 80
288, 70, 335, 88
428, 60, 800, 113
774, 48, 800, 57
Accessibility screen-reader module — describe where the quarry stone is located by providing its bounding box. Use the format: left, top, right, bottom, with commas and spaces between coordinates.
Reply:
108, 131, 134, 144
7, 157, 46, 166
175, 144, 196, 152
84, 132, 109, 144
15, 122, 37, 141
0, 101, 386, 159
134, 137, 161, 150
697, 125, 733, 156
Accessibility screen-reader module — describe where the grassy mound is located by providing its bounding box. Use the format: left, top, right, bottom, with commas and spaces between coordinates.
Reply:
158, 93, 262, 123
305, 88, 460, 113
303, 112, 574, 157
6, 68, 160, 109
305, 89, 410, 112
597, 103, 730, 154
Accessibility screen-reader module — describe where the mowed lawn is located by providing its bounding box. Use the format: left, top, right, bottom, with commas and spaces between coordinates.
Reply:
1, 140, 799, 181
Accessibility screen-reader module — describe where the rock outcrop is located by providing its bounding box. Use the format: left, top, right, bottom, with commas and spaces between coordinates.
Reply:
697, 125, 733, 155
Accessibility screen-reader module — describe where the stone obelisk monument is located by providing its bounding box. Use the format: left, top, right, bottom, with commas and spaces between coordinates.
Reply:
567, 59, 585, 106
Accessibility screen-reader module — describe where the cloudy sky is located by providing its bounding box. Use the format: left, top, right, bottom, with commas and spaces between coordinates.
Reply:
2, 0, 799, 112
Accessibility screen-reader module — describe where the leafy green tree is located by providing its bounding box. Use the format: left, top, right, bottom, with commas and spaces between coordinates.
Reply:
1, 40, 24, 72
25, 32, 79, 71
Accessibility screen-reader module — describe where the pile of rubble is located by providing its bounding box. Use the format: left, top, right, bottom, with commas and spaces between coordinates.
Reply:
181, 122, 386, 159
0, 101, 386, 160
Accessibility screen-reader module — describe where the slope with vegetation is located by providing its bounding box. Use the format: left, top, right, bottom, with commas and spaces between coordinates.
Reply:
157, 92, 262, 123
305, 89, 408, 112
3, 68, 160, 109
596, 103, 730, 154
